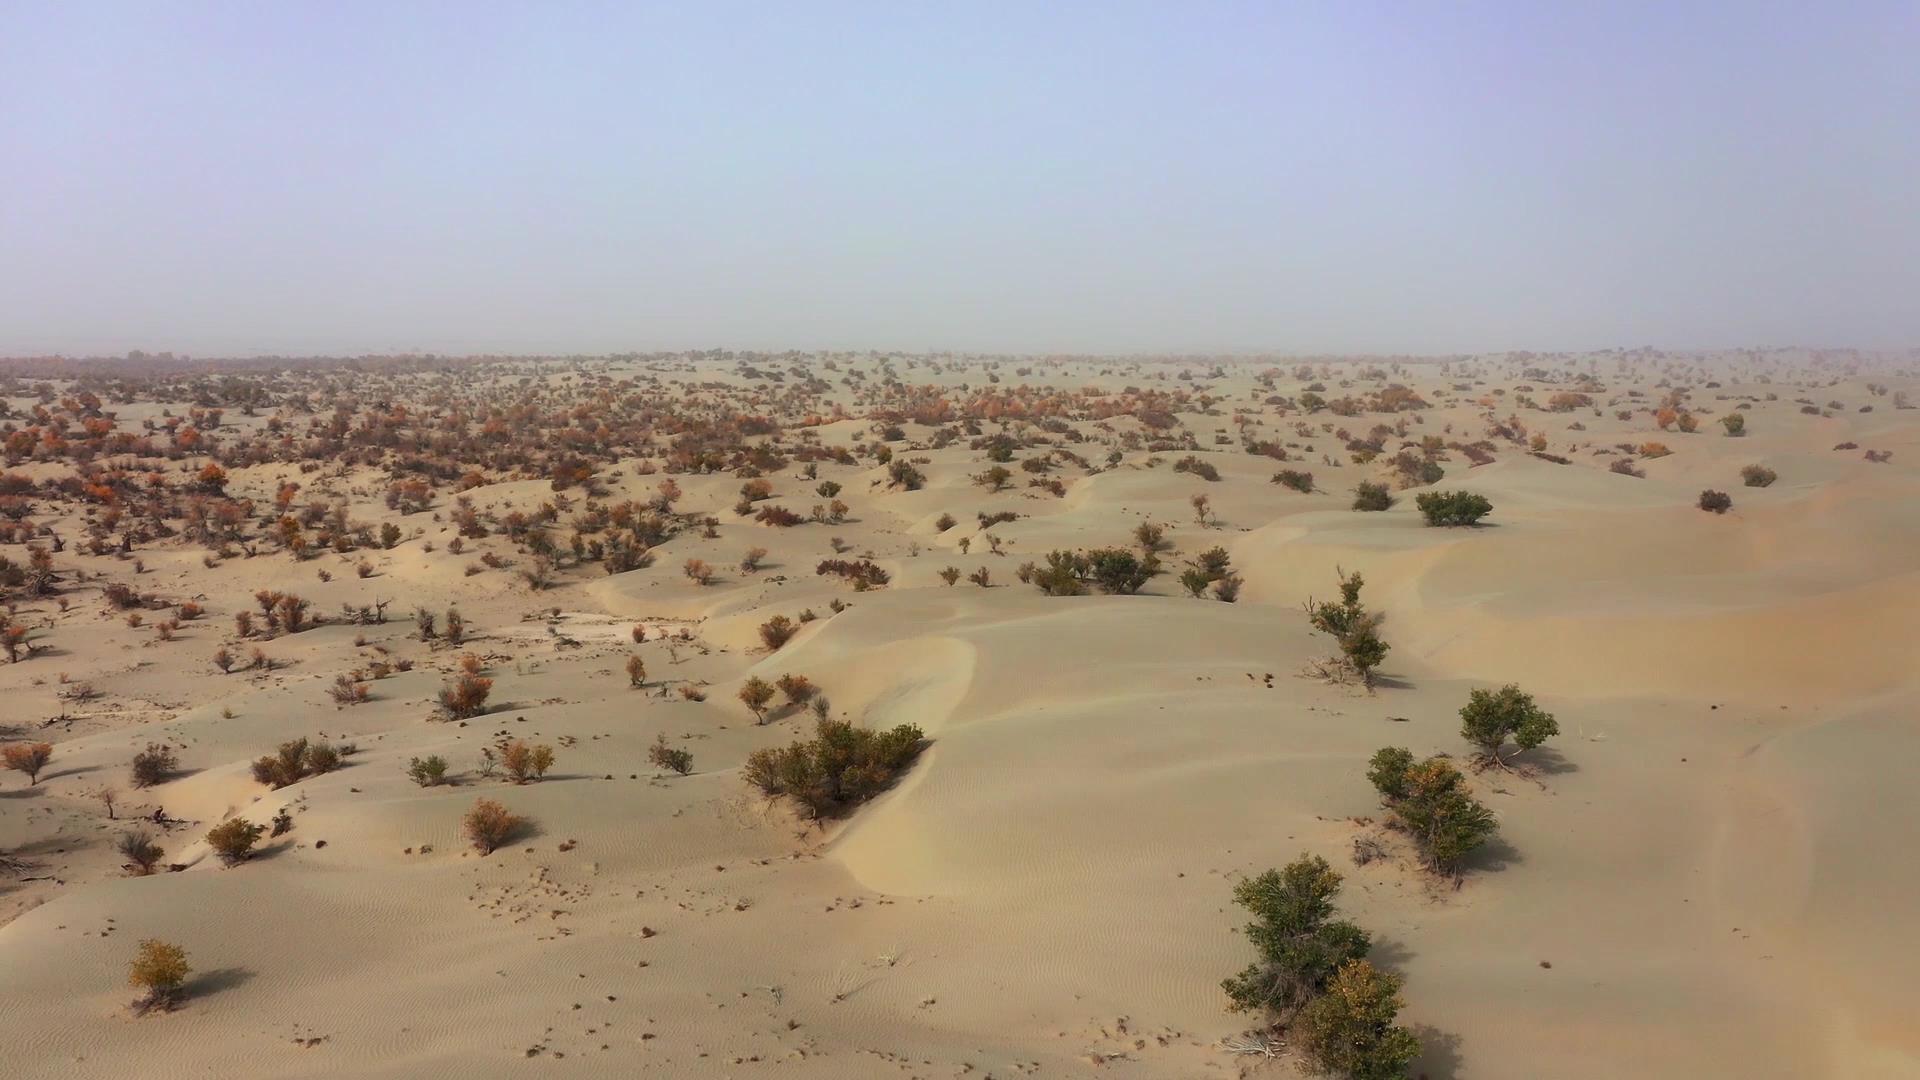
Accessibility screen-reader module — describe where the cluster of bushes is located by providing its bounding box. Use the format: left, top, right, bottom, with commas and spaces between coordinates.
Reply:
1271, 469, 1314, 493
743, 718, 925, 822
250, 737, 342, 789
816, 558, 889, 590
1172, 454, 1221, 481
1413, 490, 1492, 526
1020, 547, 1158, 596
1178, 546, 1241, 601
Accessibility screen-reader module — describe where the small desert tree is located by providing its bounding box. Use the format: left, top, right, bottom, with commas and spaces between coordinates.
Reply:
626, 654, 647, 688
1222, 855, 1372, 1020
117, 828, 165, 875
128, 939, 190, 1014
3, 741, 53, 785
648, 733, 693, 776
205, 817, 267, 866
1292, 959, 1421, 1080
738, 676, 776, 723
1306, 569, 1389, 687
464, 798, 523, 855
1367, 749, 1497, 876
1458, 684, 1559, 767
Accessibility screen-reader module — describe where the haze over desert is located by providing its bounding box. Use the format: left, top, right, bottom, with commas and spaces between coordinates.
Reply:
5, 4, 1920, 1078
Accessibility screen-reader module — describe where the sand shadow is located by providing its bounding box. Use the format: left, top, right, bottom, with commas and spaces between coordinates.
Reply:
185, 966, 255, 999
1410, 1023, 1465, 1080
1464, 834, 1523, 874
1515, 745, 1578, 777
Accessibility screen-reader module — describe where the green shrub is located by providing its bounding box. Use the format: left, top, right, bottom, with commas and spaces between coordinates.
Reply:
1351, 481, 1394, 511
406, 755, 449, 787
1272, 469, 1314, 493
1367, 749, 1497, 875
648, 733, 693, 775
1458, 684, 1558, 766
1306, 569, 1389, 686
1293, 959, 1421, 1079
1221, 855, 1371, 1018
1413, 490, 1492, 526
743, 718, 925, 822
205, 817, 267, 866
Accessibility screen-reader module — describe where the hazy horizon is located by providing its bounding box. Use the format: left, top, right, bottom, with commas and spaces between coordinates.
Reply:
4, 2, 1917, 358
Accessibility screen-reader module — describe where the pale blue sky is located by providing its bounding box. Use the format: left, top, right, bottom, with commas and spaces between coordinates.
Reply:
2, 1, 1915, 356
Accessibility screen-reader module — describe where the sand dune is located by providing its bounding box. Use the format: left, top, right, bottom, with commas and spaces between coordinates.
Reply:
3, 352, 1917, 1078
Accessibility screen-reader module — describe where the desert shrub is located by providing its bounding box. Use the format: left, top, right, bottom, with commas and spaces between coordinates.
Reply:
759, 615, 797, 650
1221, 855, 1371, 1018
1458, 684, 1559, 766
406, 755, 449, 787
117, 828, 165, 875
1172, 455, 1221, 481
1740, 464, 1776, 487
1272, 469, 1314, 493
1609, 458, 1644, 478
678, 684, 707, 702
742, 717, 925, 822
439, 673, 493, 719
1306, 570, 1388, 686
626, 654, 647, 687
128, 939, 190, 1013
934, 512, 957, 531
1351, 481, 1393, 511
1367, 749, 1497, 875
887, 459, 925, 490
250, 737, 339, 788
130, 743, 178, 788
1292, 959, 1421, 1080
464, 798, 524, 855
775, 673, 816, 706
740, 546, 768, 573
1413, 490, 1492, 526
1086, 548, 1154, 594
329, 674, 370, 705
973, 465, 1013, 491
816, 558, 890, 590
1698, 489, 1732, 514
683, 558, 714, 585
738, 675, 776, 721
500, 740, 555, 783
968, 567, 991, 587
3, 741, 54, 785
938, 566, 961, 586
1720, 413, 1746, 437
205, 817, 267, 866
755, 505, 804, 527
648, 733, 693, 776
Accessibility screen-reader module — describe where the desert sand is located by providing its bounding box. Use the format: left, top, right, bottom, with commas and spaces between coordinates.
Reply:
1, 349, 1915, 1079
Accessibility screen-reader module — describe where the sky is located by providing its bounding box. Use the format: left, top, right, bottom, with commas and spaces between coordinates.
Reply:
2, 1, 1916, 358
